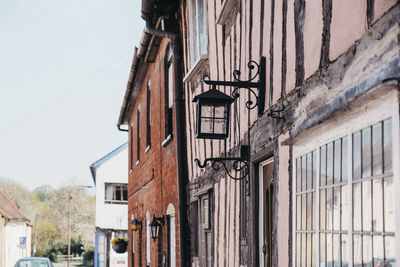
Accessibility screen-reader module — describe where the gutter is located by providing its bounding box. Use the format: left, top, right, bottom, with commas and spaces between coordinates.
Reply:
144, 20, 190, 267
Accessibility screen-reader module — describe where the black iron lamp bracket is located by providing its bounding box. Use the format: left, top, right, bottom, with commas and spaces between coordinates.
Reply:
203, 57, 266, 117
153, 215, 165, 226
194, 145, 250, 180
267, 104, 285, 121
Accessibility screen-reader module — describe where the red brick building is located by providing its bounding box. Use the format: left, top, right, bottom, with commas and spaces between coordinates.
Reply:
117, 1, 188, 266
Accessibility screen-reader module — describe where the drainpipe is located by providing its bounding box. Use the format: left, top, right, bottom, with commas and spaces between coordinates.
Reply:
144, 21, 189, 267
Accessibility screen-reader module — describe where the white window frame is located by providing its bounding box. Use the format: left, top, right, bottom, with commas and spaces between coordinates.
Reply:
258, 158, 274, 267
292, 89, 400, 266
104, 183, 128, 204
187, 0, 208, 68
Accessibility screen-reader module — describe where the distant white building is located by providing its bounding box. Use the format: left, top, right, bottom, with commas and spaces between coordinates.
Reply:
90, 143, 128, 267
0, 188, 31, 267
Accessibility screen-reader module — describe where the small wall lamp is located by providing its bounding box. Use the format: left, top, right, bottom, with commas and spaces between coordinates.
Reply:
148, 215, 165, 241
131, 218, 142, 232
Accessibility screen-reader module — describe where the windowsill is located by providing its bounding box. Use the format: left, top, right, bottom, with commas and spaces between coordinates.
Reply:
161, 134, 173, 147
183, 55, 208, 83
104, 201, 128, 205
136, 160, 140, 166
145, 145, 151, 153
216, 0, 238, 25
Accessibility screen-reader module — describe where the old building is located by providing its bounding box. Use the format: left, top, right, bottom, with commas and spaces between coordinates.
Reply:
180, 0, 400, 266
117, 1, 188, 266
90, 143, 129, 267
0, 188, 31, 267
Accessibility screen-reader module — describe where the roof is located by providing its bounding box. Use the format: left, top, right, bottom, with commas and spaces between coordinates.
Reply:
0, 188, 29, 222
89, 143, 128, 184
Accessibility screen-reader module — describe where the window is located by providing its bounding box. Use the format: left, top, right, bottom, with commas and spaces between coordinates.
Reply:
137, 105, 140, 164
294, 117, 396, 266
146, 79, 151, 150
188, 0, 208, 66
164, 46, 173, 142
199, 194, 212, 267
104, 183, 128, 204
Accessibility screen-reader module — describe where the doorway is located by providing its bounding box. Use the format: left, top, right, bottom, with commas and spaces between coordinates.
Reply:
258, 158, 274, 267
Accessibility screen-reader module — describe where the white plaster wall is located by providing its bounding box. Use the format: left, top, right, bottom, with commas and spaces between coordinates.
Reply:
95, 146, 128, 230
5, 220, 31, 267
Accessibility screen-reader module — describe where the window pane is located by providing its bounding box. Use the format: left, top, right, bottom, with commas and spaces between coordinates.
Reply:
302, 233, 307, 267
302, 194, 307, 230
197, 0, 207, 55
307, 234, 312, 267
312, 151, 317, 189
296, 233, 301, 267
342, 136, 348, 182
327, 142, 333, 185
341, 234, 348, 266
333, 234, 340, 265
297, 195, 301, 230
353, 131, 362, 179
200, 118, 213, 134
213, 119, 226, 134
312, 234, 316, 267
307, 152, 312, 190
333, 187, 340, 231
201, 105, 213, 117
373, 235, 383, 267
362, 181, 372, 231
326, 188, 333, 231
383, 118, 392, 173
353, 235, 362, 266
353, 183, 362, 231
302, 155, 307, 191
214, 105, 225, 118
312, 192, 316, 230
326, 234, 332, 267
297, 158, 301, 192
384, 177, 395, 232
372, 179, 383, 232
384, 236, 396, 266
105, 185, 113, 200
341, 185, 348, 230
123, 186, 128, 201
372, 122, 382, 175
116, 186, 121, 200
320, 145, 327, 186
307, 193, 312, 230
362, 127, 372, 178
363, 235, 372, 267
320, 189, 326, 230
334, 139, 341, 184
320, 233, 326, 265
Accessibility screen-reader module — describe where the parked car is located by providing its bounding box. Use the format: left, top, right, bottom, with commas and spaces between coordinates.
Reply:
14, 257, 54, 267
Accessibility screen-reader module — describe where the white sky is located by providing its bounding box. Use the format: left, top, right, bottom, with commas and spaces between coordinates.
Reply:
0, 0, 144, 190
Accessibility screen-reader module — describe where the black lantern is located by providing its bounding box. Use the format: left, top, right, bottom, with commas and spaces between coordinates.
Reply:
149, 215, 165, 241
131, 218, 142, 232
193, 86, 235, 139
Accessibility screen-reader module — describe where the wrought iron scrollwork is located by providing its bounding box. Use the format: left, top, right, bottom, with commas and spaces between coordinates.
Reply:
202, 57, 266, 117
267, 104, 285, 121
232, 60, 259, 83
194, 157, 249, 180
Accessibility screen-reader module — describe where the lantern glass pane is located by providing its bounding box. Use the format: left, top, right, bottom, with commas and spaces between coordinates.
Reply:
200, 118, 213, 134
201, 104, 213, 117
213, 119, 226, 134
214, 105, 226, 118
